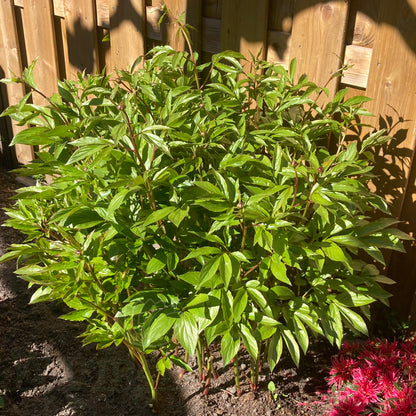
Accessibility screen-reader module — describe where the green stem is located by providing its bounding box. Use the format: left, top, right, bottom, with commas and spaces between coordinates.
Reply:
196, 338, 204, 382
234, 354, 241, 396
125, 342, 157, 405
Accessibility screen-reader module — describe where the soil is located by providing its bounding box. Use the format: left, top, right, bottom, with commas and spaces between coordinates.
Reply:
0, 168, 335, 416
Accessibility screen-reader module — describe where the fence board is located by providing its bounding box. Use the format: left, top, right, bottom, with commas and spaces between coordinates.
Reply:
289, 1, 349, 98
163, 0, 187, 51
109, 0, 146, 71
268, 0, 293, 33
221, 0, 269, 61
0, 0, 33, 164
364, 0, 416, 317
64, 0, 99, 78
21, 0, 59, 100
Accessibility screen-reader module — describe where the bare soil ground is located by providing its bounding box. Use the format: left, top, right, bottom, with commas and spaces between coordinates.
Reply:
0, 168, 334, 416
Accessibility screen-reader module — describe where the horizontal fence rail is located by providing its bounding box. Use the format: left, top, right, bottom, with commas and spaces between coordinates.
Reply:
1, 0, 416, 318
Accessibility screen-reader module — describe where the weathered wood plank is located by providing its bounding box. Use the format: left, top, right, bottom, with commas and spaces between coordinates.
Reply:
147, 6, 163, 41
64, 0, 99, 79
0, 0, 33, 164
109, 0, 146, 71
341, 45, 372, 89
267, 30, 291, 66
221, 0, 269, 61
288, 1, 349, 98
347, 0, 380, 48
162, 0, 187, 51
268, 0, 293, 33
364, 0, 416, 317
21, 0, 60, 99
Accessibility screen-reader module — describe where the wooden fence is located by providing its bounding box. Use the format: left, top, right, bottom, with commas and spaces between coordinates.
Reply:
0, 0, 416, 319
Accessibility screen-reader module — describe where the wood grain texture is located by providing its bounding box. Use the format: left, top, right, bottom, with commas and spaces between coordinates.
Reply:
162, 0, 187, 51
0, 0, 33, 163
288, 1, 349, 98
364, 0, 416, 318
221, 0, 269, 61
267, 30, 291, 66
341, 45, 372, 89
268, 0, 293, 33
21, 0, 60, 99
347, 0, 380, 48
109, 0, 146, 71
64, 0, 99, 78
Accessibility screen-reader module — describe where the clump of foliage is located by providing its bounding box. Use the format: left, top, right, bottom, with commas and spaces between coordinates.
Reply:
327, 338, 416, 415
0, 43, 409, 405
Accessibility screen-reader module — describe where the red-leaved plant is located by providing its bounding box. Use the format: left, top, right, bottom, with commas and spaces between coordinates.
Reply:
327, 338, 416, 415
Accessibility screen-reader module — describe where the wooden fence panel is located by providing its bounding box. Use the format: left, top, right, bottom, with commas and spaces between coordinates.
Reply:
363, 0, 416, 317
289, 1, 349, 98
21, 0, 59, 100
64, 0, 99, 78
0, 0, 33, 164
221, 0, 269, 62
109, 0, 146, 71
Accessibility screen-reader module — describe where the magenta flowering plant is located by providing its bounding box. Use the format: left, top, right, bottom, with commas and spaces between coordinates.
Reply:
327, 338, 416, 415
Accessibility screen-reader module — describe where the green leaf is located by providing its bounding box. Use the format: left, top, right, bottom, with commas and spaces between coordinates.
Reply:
169, 355, 193, 372
143, 206, 176, 226
60, 309, 93, 321
280, 324, 300, 367
107, 189, 129, 220
337, 304, 368, 336
335, 292, 375, 307
11, 127, 55, 146
268, 331, 283, 371
174, 311, 198, 355
233, 288, 248, 323
219, 253, 233, 289
197, 255, 221, 289
322, 242, 349, 263
182, 246, 222, 261
29, 286, 53, 304
146, 254, 166, 274
221, 329, 240, 365
270, 255, 291, 284
168, 206, 189, 227
293, 316, 309, 354
240, 323, 259, 359
66, 145, 106, 164
142, 308, 178, 349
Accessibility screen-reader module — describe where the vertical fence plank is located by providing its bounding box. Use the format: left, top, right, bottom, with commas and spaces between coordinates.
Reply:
363, 0, 416, 317
221, 0, 269, 61
64, 0, 99, 79
0, 0, 33, 164
288, 1, 349, 98
109, 0, 146, 71
21, 0, 59, 100
163, 0, 186, 51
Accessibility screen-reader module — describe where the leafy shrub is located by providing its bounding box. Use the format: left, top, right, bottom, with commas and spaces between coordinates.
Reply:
0, 45, 409, 402
327, 338, 416, 415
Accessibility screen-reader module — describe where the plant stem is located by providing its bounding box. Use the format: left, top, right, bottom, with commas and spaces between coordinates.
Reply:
234, 353, 241, 396
124, 341, 157, 405
196, 338, 204, 382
